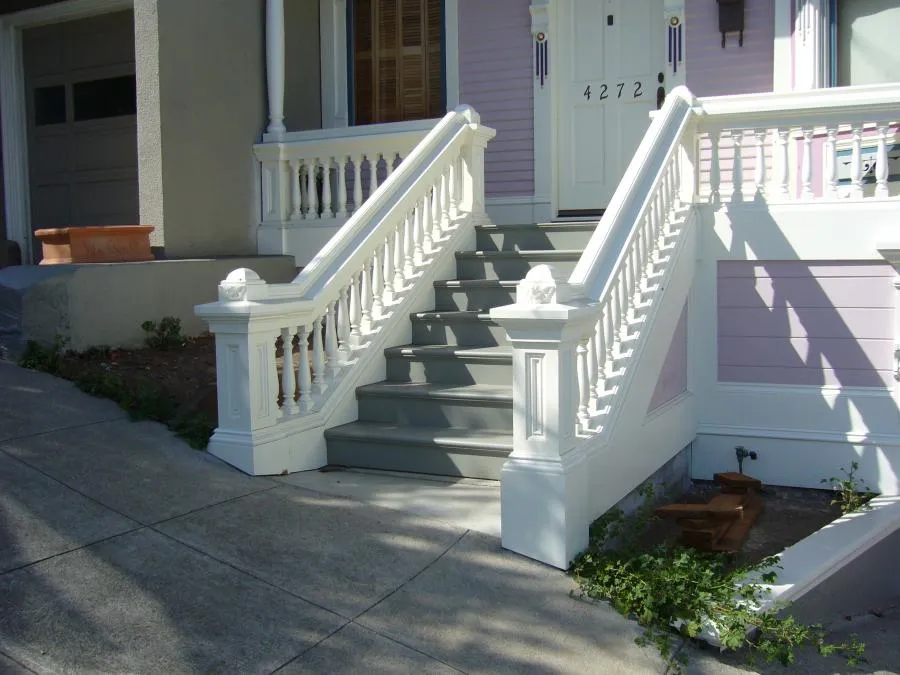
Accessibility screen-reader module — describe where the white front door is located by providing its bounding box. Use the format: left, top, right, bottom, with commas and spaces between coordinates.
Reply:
557, 0, 665, 213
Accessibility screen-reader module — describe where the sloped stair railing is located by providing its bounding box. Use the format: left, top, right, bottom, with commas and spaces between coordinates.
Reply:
196, 107, 495, 476
492, 83, 900, 569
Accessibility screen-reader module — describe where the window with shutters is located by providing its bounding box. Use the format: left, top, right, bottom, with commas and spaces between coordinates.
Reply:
352, 0, 444, 125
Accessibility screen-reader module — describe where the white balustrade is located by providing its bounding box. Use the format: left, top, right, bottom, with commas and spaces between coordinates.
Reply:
197, 106, 495, 477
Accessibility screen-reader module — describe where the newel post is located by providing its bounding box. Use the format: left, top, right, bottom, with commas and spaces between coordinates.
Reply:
457, 106, 495, 221
490, 266, 599, 569
195, 269, 282, 475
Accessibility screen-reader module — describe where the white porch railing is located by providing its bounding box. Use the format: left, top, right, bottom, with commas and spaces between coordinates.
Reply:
255, 119, 437, 265
492, 83, 900, 569
197, 106, 495, 476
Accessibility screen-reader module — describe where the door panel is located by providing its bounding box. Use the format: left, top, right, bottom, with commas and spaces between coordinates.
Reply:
558, 0, 664, 212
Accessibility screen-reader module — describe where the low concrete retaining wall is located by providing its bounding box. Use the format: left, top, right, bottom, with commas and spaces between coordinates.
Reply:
0, 256, 296, 354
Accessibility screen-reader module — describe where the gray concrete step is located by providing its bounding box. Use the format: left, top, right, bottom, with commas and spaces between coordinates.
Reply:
384, 344, 512, 385
356, 382, 513, 429
455, 250, 582, 280
433, 279, 517, 311
410, 311, 507, 346
475, 222, 597, 252
325, 422, 512, 480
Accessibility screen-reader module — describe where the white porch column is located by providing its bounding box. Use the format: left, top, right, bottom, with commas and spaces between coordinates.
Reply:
266, 0, 287, 136
793, 0, 830, 91
491, 266, 599, 569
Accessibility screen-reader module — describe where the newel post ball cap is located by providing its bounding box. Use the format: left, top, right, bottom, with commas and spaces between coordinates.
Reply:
516, 264, 575, 305
218, 268, 268, 302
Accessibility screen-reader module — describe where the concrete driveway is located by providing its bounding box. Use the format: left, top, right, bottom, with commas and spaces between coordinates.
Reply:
1, 361, 896, 674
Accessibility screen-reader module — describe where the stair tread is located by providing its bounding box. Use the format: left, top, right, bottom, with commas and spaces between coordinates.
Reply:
475, 222, 598, 231
358, 381, 512, 401
325, 422, 513, 452
385, 344, 512, 360
411, 310, 497, 322
433, 279, 518, 288
456, 250, 583, 259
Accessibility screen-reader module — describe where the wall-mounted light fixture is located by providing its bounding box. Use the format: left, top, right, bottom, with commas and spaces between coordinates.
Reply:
716, 0, 745, 48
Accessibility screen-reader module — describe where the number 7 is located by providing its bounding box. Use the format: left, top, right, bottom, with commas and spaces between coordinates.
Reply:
616, 82, 624, 98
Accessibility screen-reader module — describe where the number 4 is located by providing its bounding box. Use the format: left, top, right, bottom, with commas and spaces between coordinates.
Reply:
584, 85, 592, 101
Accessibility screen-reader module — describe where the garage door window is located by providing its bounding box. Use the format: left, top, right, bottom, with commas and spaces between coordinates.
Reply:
34, 85, 66, 126
72, 75, 136, 122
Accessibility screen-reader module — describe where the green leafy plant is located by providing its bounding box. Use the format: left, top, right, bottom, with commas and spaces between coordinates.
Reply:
141, 316, 185, 350
569, 484, 864, 672
821, 461, 878, 515
18, 335, 70, 375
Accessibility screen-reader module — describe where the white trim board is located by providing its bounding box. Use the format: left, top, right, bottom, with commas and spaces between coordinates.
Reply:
485, 195, 553, 225
319, 0, 460, 130
0, 0, 134, 263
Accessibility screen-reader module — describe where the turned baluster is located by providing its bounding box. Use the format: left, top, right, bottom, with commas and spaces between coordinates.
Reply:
312, 315, 326, 395
337, 286, 351, 361
320, 157, 333, 218
297, 325, 313, 412
576, 337, 590, 433
876, 125, 889, 198
393, 222, 406, 290
413, 203, 425, 265
290, 159, 303, 218
449, 158, 460, 217
382, 235, 395, 305
850, 125, 864, 199
372, 247, 385, 318
440, 167, 452, 226
370, 154, 381, 195
280, 327, 299, 415
422, 193, 434, 254
593, 319, 606, 400
404, 210, 416, 276
604, 297, 616, 368
299, 161, 308, 216
800, 128, 814, 200
349, 272, 362, 347
336, 156, 349, 217
731, 131, 744, 203
671, 151, 682, 208
618, 277, 630, 341
325, 301, 339, 379
825, 127, 839, 198
753, 129, 767, 198
432, 179, 443, 241
708, 130, 721, 204
353, 154, 364, 213
776, 128, 790, 197
304, 158, 318, 219
360, 261, 373, 333
587, 328, 599, 411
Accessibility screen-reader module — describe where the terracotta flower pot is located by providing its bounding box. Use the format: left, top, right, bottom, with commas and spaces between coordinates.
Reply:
34, 225, 155, 265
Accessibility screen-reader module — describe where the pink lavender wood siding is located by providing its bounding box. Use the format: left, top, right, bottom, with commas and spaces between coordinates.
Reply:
718, 261, 895, 387
649, 302, 689, 412
458, 0, 534, 197
685, 0, 774, 97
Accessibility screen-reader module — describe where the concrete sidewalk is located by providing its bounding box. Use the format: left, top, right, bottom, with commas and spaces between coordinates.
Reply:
0, 361, 896, 674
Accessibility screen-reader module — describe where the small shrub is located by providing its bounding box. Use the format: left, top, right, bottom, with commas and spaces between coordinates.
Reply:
570, 484, 865, 672
18, 335, 70, 375
821, 461, 878, 515
141, 317, 185, 350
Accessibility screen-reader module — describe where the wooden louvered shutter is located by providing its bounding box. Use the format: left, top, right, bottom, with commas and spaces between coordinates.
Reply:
353, 0, 444, 125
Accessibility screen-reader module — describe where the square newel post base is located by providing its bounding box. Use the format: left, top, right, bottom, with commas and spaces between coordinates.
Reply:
208, 424, 327, 476
491, 264, 599, 569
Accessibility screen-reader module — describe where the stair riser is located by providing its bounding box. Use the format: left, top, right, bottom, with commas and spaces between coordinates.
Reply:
476, 228, 595, 251
357, 395, 513, 429
386, 357, 512, 385
456, 257, 579, 281
411, 320, 509, 346
433, 287, 516, 311
326, 439, 506, 480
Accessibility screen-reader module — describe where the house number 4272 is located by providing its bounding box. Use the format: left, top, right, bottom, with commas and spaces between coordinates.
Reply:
583, 81, 643, 101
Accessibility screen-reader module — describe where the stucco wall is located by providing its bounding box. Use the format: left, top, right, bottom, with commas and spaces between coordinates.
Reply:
648, 301, 688, 412
135, 0, 268, 258
284, 0, 321, 131
717, 261, 895, 387
458, 0, 534, 198
685, 0, 775, 97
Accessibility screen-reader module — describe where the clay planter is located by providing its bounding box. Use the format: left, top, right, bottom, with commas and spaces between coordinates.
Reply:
34, 225, 154, 265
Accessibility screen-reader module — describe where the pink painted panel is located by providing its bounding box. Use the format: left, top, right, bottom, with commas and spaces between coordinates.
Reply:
458, 0, 534, 197
717, 261, 897, 387
649, 302, 689, 412
685, 0, 774, 97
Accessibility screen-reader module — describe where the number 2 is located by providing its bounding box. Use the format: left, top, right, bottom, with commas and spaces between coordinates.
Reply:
599, 84, 608, 100
634, 81, 643, 97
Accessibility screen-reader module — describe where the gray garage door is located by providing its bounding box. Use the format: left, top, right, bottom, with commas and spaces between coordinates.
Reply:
24, 10, 138, 259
